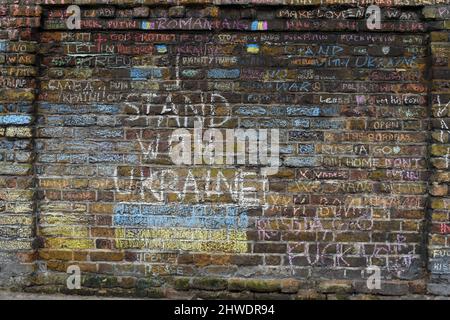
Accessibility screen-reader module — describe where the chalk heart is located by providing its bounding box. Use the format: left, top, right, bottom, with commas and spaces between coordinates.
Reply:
382, 46, 390, 55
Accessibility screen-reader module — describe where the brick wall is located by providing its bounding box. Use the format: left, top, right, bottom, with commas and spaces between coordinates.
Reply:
0, 0, 449, 299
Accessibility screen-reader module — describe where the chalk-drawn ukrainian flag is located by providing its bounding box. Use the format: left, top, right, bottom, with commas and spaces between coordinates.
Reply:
113, 204, 249, 253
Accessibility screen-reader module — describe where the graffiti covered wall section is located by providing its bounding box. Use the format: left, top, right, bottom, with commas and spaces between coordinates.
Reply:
0, 0, 449, 298
0, 1, 38, 287
428, 5, 450, 296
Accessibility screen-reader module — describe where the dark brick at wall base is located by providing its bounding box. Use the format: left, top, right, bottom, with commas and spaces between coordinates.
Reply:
0, 0, 449, 299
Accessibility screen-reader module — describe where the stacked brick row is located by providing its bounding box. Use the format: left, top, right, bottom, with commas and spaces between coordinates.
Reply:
427, 4, 450, 296
0, 0, 39, 287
